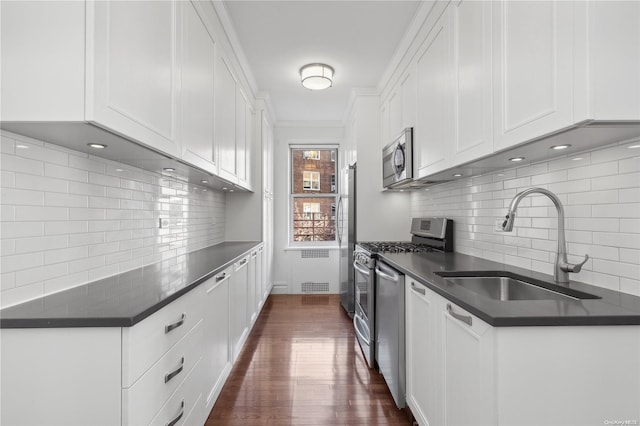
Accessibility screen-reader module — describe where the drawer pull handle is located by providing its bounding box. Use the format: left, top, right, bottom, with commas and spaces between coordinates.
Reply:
411, 282, 426, 295
239, 258, 248, 266
164, 357, 185, 383
447, 303, 473, 326
165, 313, 186, 334
165, 400, 184, 426
251, 251, 257, 257
215, 272, 227, 282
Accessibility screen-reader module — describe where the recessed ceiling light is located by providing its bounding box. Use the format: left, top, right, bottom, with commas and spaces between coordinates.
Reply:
163, 167, 175, 172
115, 168, 124, 172
628, 144, 640, 149
453, 173, 463, 177
509, 157, 525, 162
202, 189, 207, 192
222, 187, 228, 191
201, 180, 208, 184
572, 157, 583, 161
87, 143, 107, 149
551, 144, 571, 150
15, 144, 29, 149
229, 189, 235, 192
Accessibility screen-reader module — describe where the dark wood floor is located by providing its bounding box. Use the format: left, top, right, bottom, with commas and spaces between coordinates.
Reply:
206, 294, 412, 426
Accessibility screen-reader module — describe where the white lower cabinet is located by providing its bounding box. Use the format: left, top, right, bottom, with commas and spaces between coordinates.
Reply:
230, 255, 250, 362
203, 267, 232, 413
0, 246, 268, 426
406, 278, 640, 426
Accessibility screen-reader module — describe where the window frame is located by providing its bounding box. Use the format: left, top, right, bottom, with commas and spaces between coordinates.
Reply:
289, 144, 339, 247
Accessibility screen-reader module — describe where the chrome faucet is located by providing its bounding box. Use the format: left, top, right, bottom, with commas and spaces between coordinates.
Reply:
502, 187, 589, 284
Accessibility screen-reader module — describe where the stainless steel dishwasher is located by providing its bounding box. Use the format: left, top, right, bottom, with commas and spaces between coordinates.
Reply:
375, 259, 405, 408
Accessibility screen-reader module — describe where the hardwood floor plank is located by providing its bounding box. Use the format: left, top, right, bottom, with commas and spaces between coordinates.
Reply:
206, 294, 412, 426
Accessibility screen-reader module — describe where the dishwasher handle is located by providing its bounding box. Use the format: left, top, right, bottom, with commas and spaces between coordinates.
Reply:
353, 260, 371, 277
375, 264, 399, 282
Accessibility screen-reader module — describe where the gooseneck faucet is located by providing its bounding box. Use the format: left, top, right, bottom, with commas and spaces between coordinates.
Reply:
502, 187, 589, 284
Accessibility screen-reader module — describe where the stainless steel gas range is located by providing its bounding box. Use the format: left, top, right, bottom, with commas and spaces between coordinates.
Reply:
352, 217, 453, 407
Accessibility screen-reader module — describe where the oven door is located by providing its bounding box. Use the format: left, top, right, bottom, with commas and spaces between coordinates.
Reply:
353, 257, 375, 368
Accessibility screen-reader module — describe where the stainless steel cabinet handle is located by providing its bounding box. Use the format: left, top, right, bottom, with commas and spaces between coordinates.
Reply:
251, 251, 257, 257
165, 313, 186, 334
239, 258, 248, 266
215, 272, 227, 282
165, 400, 184, 426
164, 357, 185, 383
447, 303, 473, 326
411, 282, 426, 295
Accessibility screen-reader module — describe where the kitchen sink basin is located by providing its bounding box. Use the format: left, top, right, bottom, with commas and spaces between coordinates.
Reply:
435, 271, 601, 301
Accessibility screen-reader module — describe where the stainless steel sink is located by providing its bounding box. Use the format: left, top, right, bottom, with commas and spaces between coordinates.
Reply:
435, 271, 601, 301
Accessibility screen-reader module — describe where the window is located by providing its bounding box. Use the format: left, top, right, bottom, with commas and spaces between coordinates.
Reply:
302, 171, 320, 191
291, 146, 338, 243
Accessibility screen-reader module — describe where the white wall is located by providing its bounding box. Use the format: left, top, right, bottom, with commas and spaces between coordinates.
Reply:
0, 131, 226, 307
410, 137, 640, 296
272, 124, 343, 294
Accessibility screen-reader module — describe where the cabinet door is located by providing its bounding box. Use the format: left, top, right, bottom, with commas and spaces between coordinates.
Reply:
406, 280, 443, 426
247, 250, 258, 325
89, 1, 180, 157
215, 54, 238, 183
442, 300, 495, 426
400, 67, 417, 130
492, 0, 572, 151
388, 89, 402, 141
229, 256, 249, 361
180, 1, 216, 174
416, 14, 452, 177
235, 87, 249, 188
380, 101, 390, 148
450, 0, 493, 166
203, 269, 231, 412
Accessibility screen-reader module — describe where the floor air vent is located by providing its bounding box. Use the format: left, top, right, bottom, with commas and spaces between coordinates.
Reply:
301, 249, 329, 259
300, 282, 330, 293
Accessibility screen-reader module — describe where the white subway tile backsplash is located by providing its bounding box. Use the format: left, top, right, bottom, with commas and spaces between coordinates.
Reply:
411, 137, 640, 297
1, 131, 225, 307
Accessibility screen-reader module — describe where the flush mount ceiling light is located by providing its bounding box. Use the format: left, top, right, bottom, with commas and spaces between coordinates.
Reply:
300, 63, 334, 90
87, 143, 107, 149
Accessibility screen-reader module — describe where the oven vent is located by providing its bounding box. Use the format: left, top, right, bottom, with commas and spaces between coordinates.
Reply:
300, 282, 330, 293
300, 249, 329, 259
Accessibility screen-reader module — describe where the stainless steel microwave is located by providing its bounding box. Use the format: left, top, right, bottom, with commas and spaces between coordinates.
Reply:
382, 127, 413, 189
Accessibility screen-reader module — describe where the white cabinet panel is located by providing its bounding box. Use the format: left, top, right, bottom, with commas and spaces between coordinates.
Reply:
180, 1, 217, 174
406, 280, 442, 426
203, 268, 232, 412
0, 328, 121, 426
0, 1, 85, 121
442, 302, 494, 426
450, 0, 493, 165
89, 0, 181, 157
215, 54, 238, 183
388, 90, 402, 142
492, 1, 573, 151
236, 87, 249, 187
416, 16, 452, 177
229, 256, 249, 361
401, 68, 417, 130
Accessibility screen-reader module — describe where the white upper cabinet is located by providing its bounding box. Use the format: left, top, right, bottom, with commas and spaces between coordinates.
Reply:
388, 90, 403, 142
88, 1, 180, 157
450, 0, 493, 165
235, 87, 254, 190
492, 1, 573, 152
401, 68, 417, 131
415, 12, 452, 178
215, 54, 238, 183
179, 1, 217, 174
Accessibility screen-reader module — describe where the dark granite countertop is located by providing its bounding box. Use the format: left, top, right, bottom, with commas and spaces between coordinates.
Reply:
0, 241, 262, 329
379, 251, 640, 326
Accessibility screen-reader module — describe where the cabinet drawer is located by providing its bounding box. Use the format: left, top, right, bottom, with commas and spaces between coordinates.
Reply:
122, 286, 204, 387
148, 359, 204, 426
123, 320, 204, 426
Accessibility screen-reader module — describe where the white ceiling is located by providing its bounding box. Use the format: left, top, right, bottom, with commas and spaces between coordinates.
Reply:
222, 1, 422, 123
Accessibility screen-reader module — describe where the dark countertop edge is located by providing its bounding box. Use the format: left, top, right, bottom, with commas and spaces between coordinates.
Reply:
0, 241, 262, 329
379, 254, 640, 327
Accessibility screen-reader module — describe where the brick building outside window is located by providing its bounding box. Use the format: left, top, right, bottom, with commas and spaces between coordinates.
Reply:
290, 147, 338, 243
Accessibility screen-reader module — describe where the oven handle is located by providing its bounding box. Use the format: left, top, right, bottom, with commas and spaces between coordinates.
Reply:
353, 260, 371, 277
353, 312, 370, 344
375, 265, 399, 282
